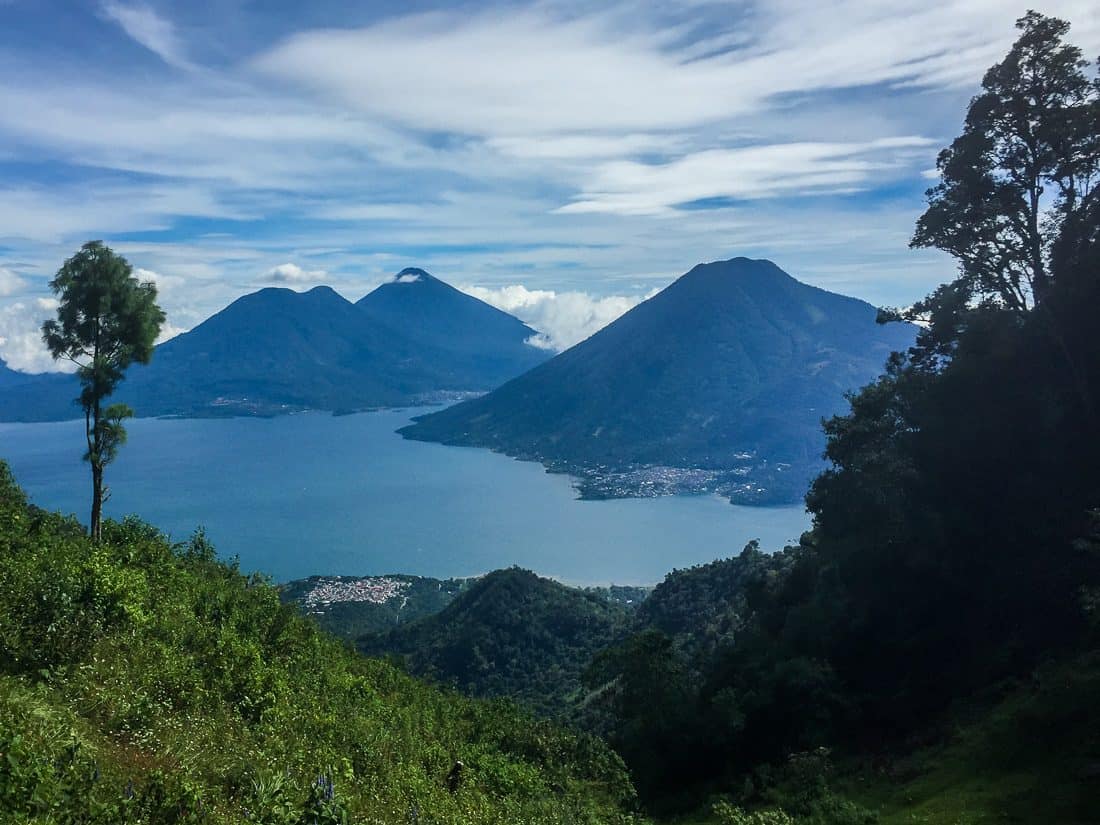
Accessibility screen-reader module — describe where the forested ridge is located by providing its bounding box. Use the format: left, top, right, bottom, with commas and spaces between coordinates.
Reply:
357, 569, 638, 719
573, 14, 1100, 821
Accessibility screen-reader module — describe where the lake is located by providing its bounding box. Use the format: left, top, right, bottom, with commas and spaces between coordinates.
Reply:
0, 409, 810, 585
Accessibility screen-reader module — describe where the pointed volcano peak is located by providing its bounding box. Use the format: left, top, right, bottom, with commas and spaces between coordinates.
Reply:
391, 267, 438, 284
676, 257, 795, 288
355, 267, 549, 375
650, 257, 809, 313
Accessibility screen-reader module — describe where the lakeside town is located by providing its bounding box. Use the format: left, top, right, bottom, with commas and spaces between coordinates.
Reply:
301, 576, 410, 611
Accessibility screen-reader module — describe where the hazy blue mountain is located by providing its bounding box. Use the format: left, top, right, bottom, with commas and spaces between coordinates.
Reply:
357, 268, 548, 387
0, 362, 74, 420
0, 285, 407, 420
400, 257, 916, 503
0, 360, 39, 389
0, 270, 549, 421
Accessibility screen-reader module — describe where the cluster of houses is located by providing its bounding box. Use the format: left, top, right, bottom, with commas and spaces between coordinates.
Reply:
302, 576, 407, 610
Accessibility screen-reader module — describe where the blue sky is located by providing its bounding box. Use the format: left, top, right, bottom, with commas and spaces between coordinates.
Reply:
1, 0, 1098, 371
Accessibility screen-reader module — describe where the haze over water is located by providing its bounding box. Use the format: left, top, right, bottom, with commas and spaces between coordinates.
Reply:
0, 408, 809, 585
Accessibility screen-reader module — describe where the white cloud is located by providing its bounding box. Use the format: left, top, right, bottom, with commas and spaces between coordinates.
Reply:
488, 134, 684, 161
0, 183, 247, 244
155, 321, 189, 344
461, 284, 657, 350
0, 267, 28, 297
259, 262, 329, 286
253, 2, 1100, 139
393, 273, 422, 284
100, 1, 195, 70
558, 137, 936, 216
0, 300, 73, 373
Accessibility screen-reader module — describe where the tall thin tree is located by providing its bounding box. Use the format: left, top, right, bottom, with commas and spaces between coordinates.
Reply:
42, 241, 164, 541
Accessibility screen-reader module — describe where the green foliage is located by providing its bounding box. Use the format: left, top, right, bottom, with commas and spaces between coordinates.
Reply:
0, 463, 640, 824
42, 241, 164, 391
910, 11, 1099, 312
712, 751, 877, 825
41, 240, 165, 540
712, 802, 795, 825
360, 568, 634, 718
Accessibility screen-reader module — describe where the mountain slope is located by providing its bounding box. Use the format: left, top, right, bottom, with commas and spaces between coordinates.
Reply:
0, 286, 413, 419
400, 257, 915, 503
0, 270, 550, 421
358, 568, 634, 717
127, 285, 411, 412
357, 268, 548, 387
0, 359, 38, 389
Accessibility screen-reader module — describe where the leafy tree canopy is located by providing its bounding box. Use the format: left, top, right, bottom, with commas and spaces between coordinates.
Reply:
42, 241, 164, 539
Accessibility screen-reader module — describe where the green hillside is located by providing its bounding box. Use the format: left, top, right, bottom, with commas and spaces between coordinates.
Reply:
358, 569, 636, 719
0, 464, 639, 824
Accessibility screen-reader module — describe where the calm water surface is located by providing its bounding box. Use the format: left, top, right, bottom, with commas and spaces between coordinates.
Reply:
0, 409, 810, 584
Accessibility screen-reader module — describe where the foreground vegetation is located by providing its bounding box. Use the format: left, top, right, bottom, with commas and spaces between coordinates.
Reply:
0, 465, 639, 824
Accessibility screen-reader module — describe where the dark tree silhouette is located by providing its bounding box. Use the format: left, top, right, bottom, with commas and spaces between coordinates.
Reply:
910, 11, 1098, 315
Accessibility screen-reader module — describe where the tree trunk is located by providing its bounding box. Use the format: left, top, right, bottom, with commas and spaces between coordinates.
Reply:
90, 462, 103, 542
90, 379, 102, 542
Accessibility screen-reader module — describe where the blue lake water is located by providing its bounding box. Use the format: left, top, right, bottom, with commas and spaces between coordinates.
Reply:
0, 409, 810, 585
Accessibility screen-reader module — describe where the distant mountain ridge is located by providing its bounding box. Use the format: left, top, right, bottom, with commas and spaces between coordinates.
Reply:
0, 360, 38, 390
0, 268, 550, 421
400, 257, 916, 504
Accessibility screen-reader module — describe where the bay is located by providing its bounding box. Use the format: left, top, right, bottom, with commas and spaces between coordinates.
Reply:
0, 409, 810, 585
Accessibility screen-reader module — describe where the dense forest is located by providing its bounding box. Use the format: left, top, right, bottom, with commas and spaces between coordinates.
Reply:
586, 13, 1100, 820
357, 569, 638, 718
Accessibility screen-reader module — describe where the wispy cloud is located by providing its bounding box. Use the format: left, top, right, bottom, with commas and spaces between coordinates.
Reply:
253, 1, 1100, 140
0, 267, 28, 297
100, 1, 195, 70
558, 138, 935, 216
